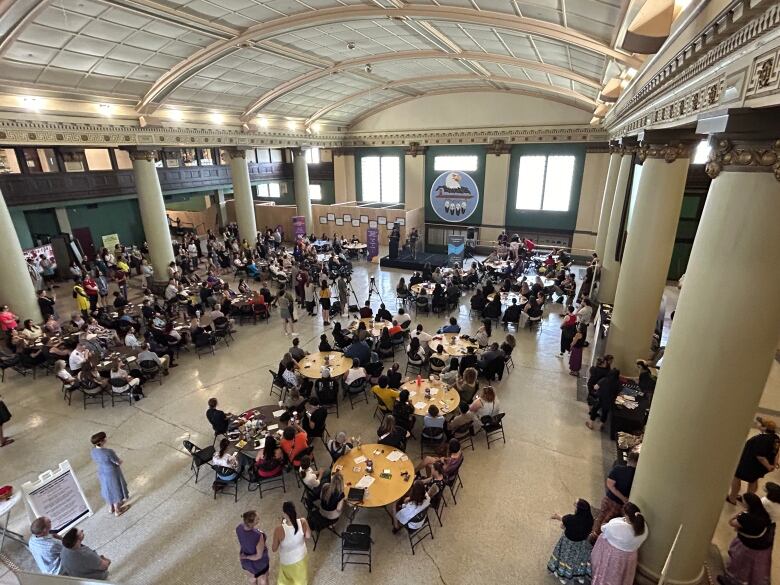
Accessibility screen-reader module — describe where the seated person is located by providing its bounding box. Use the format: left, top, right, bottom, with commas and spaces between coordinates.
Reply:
319, 472, 346, 521
478, 343, 505, 371
343, 359, 367, 386
255, 436, 284, 478
284, 387, 307, 411
437, 317, 461, 334
303, 396, 328, 438
20, 319, 43, 342
212, 438, 241, 480
372, 375, 400, 410
411, 324, 433, 344
28, 516, 63, 575
137, 343, 170, 373
406, 337, 426, 363
318, 334, 332, 352
502, 298, 522, 324
298, 455, 325, 494
482, 296, 502, 320
469, 386, 501, 429
456, 367, 480, 404
377, 414, 408, 449
326, 432, 353, 461
387, 321, 402, 337
423, 404, 446, 431
392, 480, 431, 533
375, 302, 392, 323
60, 528, 110, 580
109, 361, 143, 400
344, 335, 371, 366
358, 301, 373, 319
206, 397, 232, 436
288, 337, 308, 362
440, 357, 460, 386
279, 423, 309, 467
392, 390, 416, 432
416, 438, 464, 479
386, 363, 402, 389
447, 403, 474, 438
458, 347, 478, 374
394, 308, 411, 327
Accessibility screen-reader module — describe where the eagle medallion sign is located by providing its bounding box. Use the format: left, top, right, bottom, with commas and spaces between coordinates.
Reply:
430, 171, 480, 222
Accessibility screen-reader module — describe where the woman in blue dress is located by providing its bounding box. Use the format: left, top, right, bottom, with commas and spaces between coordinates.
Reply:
236, 510, 270, 585
90, 432, 129, 517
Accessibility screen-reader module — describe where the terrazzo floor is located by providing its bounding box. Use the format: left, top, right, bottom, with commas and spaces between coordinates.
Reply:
0, 254, 777, 585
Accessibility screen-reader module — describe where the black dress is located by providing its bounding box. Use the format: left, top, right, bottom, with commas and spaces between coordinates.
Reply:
735, 432, 780, 482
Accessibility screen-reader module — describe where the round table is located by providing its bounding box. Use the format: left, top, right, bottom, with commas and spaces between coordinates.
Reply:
487, 291, 528, 306
401, 378, 460, 416
345, 243, 367, 251
410, 282, 436, 296
427, 333, 479, 356
299, 352, 352, 379
349, 318, 392, 338
484, 260, 511, 272
227, 404, 289, 455
332, 443, 414, 508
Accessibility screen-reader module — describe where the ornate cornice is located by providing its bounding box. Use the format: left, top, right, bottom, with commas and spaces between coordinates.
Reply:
486, 139, 511, 155
638, 141, 695, 163
332, 147, 355, 157
224, 147, 247, 160
405, 141, 427, 157
127, 149, 156, 162
705, 138, 780, 180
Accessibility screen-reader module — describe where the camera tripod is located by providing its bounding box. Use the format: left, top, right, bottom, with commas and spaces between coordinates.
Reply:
367, 276, 384, 305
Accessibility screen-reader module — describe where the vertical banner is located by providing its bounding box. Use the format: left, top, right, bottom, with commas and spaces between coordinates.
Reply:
366, 226, 379, 261
292, 216, 306, 240
447, 234, 465, 267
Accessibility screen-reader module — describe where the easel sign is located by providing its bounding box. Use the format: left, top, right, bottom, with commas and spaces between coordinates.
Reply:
21, 461, 92, 534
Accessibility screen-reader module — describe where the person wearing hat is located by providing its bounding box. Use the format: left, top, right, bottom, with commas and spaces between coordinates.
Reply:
761, 481, 780, 524
727, 419, 780, 504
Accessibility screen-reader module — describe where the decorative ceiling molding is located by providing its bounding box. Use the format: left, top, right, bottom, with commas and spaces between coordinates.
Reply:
0, 117, 607, 147
304, 73, 597, 127
138, 5, 640, 112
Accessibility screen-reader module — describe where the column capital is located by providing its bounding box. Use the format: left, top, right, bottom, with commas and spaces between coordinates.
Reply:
224, 147, 251, 160
637, 129, 700, 164
608, 140, 621, 154
126, 148, 158, 162
486, 139, 511, 156
617, 136, 639, 156
704, 138, 780, 181
332, 147, 355, 157
405, 141, 427, 157
291, 147, 306, 157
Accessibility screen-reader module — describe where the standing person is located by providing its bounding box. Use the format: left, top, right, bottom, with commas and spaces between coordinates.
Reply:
575, 298, 593, 334
72, 280, 90, 317
559, 305, 577, 357
28, 517, 63, 575
337, 275, 348, 317
590, 503, 648, 585
90, 432, 130, 517
59, 528, 110, 580
727, 419, 780, 504
0, 394, 12, 447
568, 329, 586, 376
278, 288, 296, 336
591, 452, 639, 539
272, 502, 311, 585
586, 368, 621, 431
547, 499, 594, 583
236, 510, 270, 585
718, 493, 774, 585
318, 280, 331, 327
37, 290, 57, 320
83, 274, 99, 312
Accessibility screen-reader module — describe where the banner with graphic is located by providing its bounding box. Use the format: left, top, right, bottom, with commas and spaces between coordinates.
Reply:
447, 234, 465, 266
430, 170, 480, 222
366, 226, 379, 261
292, 216, 306, 240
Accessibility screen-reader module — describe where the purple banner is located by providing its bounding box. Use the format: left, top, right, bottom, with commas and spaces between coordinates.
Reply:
366, 226, 379, 261
292, 216, 306, 240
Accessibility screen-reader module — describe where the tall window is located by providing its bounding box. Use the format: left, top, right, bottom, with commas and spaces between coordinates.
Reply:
305, 147, 320, 164
361, 156, 400, 203
309, 184, 322, 201
515, 155, 576, 211
434, 155, 478, 172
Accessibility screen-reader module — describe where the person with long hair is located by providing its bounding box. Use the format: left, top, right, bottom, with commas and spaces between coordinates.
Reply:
391, 480, 431, 533
475, 319, 492, 348
90, 432, 130, 517
559, 305, 578, 357
548, 499, 594, 583
377, 414, 408, 449
319, 471, 346, 521
272, 502, 311, 585
590, 502, 648, 585
255, 436, 283, 478
211, 438, 240, 481
236, 510, 270, 585
718, 492, 774, 585
456, 367, 479, 404
318, 280, 331, 327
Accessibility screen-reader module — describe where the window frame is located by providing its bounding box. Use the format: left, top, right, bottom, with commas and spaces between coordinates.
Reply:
309, 183, 322, 201
358, 154, 402, 203
514, 153, 577, 212
305, 147, 320, 165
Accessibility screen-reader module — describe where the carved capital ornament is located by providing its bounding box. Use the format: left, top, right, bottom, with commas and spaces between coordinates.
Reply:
705, 138, 780, 182
127, 149, 157, 162
637, 142, 694, 163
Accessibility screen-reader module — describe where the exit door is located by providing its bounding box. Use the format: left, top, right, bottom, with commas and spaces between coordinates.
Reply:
71, 227, 96, 260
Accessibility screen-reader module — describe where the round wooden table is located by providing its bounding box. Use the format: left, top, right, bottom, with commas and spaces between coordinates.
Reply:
226, 404, 288, 455
345, 243, 367, 251
487, 291, 528, 306
299, 352, 352, 379
484, 260, 512, 272
427, 333, 479, 356
332, 443, 415, 508
401, 378, 460, 416
410, 282, 436, 296
349, 317, 392, 338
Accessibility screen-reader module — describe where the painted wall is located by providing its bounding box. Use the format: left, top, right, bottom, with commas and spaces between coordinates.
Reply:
504, 143, 587, 232
66, 199, 144, 248
351, 92, 591, 132
572, 151, 610, 251
404, 154, 425, 210
424, 145, 486, 226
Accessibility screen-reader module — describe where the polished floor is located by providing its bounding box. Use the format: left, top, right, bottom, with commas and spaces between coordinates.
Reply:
0, 256, 777, 585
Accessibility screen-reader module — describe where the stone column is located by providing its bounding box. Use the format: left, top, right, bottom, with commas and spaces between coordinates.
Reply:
404, 143, 427, 210
0, 189, 42, 321
54, 207, 72, 235
606, 134, 695, 372
227, 148, 257, 243
631, 118, 780, 584
293, 148, 313, 233
572, 145, 611, 252
482, 140, 511, 229
597, 144, 635, 303
333, 148, 356, 203
594, 144, 622, 259
129, 149, 174, 283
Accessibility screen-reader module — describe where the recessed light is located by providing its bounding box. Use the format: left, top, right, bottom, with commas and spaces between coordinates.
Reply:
168, 109, 183, 121
98, 103, 112, 115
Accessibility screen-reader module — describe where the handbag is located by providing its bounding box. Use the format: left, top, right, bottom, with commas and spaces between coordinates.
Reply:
0, 401, 11, 425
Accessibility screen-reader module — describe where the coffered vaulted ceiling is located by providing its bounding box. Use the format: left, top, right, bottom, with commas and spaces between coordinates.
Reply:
0, 0, 642, 127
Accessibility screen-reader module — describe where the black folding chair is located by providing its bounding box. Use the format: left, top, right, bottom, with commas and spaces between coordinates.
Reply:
344, 378, 368, 409
212, 465, 241, 502
482, 412, 506, 449
341, 524, 373, 572
406, 509, 434, 554
139, 359, 163, 386
183, 440, 215, 483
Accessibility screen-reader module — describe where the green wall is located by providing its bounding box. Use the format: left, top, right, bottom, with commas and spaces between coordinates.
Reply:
424, 145, 486, 225
164, 192, 212, 211
66, 199, 145, 248
504, 143, 586, 232
312, 180, 335, 205
25, 209, 60, 239
10, 208, 33, 249
355, 147, 406, 203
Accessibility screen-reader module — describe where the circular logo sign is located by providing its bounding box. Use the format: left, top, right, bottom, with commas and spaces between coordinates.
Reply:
430, 171, 480, 222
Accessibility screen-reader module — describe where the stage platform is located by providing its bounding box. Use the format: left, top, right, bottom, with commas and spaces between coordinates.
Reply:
379, 251, 450, 272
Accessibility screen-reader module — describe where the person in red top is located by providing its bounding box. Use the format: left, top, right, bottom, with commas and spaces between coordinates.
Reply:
523, 238, 536, 253
82, 275, 99, 312
280, 423, 309, 467
0, 305, 19, 332
387, 320, 402, 337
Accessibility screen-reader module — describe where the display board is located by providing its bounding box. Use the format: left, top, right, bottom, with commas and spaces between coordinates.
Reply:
430, 171, 480, 222
447, 234, 465, 266
366, 227, 379, 261
100, 233, 120, 251
21, 461, 92, 534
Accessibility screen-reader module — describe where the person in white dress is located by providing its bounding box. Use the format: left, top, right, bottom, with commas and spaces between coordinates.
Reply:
272, 502, 311, 585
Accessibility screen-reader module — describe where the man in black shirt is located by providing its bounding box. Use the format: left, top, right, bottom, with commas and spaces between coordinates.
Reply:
304, 396, 328, 440
501, 298, 521, 325
375, 303, 392, 323
206, 398, 232, 436
591, 451, 638, 539
458, 347, 478, 375
36, 290, 56, 319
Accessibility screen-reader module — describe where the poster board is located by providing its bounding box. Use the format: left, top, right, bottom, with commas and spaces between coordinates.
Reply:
100, 234, 120, 251
366, 227, 379, 261
21, 461, 92, 534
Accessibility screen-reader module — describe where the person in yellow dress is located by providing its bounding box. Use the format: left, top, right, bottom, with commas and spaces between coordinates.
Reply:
72, 280, 90, 316
271, 502, 311, 585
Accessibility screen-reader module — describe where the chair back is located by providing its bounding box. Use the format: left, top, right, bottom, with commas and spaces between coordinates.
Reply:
214, 465, 237, 479
421, 425, 445, 442
183, 440, 197, 455
481, 411, 505, 431
451, 422, 473, 440
342, 525, 372, 551
400, 320, 411, 331
373, 393, 391, 413
109, 377, 128, 391
317, 381, 338, 405
139, 359, 159, 373
429, 356, 445, 370
415, 298, 428, 308
347, 378, 366, 392
390, 332, 404, 344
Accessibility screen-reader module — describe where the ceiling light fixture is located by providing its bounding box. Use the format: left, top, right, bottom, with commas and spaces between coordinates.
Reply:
98, 103, 112, 115
257, 116, 269, 128
21, 96, 40, 110
311, 122, 322, 133
211, 112, 224, 124
168, 109, 183, 122
287, 120, 297, 131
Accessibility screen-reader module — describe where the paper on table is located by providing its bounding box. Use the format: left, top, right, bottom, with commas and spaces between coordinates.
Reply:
355, 475, 375, 489
413, 402, 427, 410
267, 424, 278, 431
408, 391, 417, 398
272, 409, 286, 418
353, 455, 367, 464
386, 450, 404, 462
429, 387, 439, 395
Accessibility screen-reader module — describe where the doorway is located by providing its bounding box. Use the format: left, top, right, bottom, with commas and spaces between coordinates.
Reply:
71, 227, 96, 260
